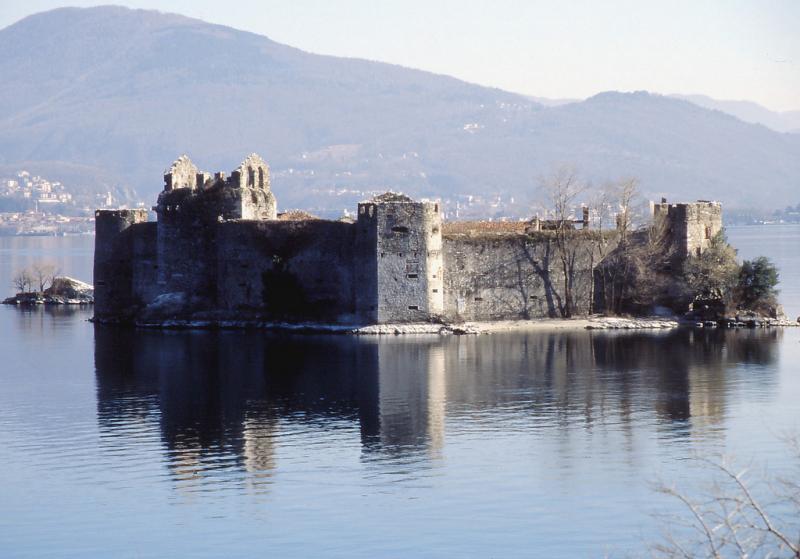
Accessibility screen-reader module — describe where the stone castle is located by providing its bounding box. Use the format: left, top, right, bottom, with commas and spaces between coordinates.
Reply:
94, 154, 722, 325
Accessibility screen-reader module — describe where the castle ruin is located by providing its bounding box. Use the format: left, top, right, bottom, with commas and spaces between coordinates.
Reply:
94, 154, 722, 326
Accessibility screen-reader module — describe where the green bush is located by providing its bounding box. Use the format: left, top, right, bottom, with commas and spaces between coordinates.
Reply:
737, 256, 779, 311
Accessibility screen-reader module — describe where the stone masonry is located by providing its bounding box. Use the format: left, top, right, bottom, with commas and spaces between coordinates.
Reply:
94, 154, 723, 325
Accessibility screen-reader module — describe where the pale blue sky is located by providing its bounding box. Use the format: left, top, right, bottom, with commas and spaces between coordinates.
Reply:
2, 0, 799, 110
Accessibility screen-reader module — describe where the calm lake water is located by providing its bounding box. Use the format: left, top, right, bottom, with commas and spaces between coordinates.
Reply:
1, 226, 798, 558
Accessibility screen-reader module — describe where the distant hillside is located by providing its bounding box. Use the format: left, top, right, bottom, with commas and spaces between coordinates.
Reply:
671, 94, 800, 134
1, 6, 798, 214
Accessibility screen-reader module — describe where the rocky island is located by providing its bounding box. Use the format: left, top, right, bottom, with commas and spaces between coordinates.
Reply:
3, 276, 94, 306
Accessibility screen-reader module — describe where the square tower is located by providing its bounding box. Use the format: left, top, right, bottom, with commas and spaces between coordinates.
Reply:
652, 200, 722, 258
356, 193, 444, 324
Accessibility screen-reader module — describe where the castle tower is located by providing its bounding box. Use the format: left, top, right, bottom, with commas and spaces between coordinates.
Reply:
355, 193, 444, 324
652, 200, 722, 258
94, 209, 149, 319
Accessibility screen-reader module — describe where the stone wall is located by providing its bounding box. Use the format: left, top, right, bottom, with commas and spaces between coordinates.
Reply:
442, 232, 609, 321
130, 222, 159, 306
216, 220, 358, 322
163, 155, 198, 191
94, 209, 149, 319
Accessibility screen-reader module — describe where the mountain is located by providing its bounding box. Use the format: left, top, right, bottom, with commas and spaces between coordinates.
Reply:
1, 6, 799, 214
671, 94, 800, 135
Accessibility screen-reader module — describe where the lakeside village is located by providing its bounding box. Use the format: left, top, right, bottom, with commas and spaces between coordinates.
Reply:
0, 170, 123, 236
5, 154, 799, 332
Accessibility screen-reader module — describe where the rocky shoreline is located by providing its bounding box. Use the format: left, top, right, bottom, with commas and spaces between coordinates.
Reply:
86, 314, 799, 335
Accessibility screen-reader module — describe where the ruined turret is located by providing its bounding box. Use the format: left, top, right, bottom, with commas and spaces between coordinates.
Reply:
652, 199, 722, 258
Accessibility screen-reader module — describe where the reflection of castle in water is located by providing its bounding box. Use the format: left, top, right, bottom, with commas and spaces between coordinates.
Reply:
94, 328, 781, 486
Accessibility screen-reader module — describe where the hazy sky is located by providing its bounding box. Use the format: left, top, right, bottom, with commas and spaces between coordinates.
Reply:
3, 0, 799, 111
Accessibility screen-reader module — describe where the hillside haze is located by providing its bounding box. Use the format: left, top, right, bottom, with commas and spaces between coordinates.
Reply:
1, 6, 799, 214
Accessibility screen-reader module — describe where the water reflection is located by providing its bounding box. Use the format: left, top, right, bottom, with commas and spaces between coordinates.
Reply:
94, 327, 781, 489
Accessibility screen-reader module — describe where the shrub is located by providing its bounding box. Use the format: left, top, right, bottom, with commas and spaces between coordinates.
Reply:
737, 256, 779, 312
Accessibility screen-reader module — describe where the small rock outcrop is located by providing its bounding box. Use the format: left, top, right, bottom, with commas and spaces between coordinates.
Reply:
2, 276, 93, 305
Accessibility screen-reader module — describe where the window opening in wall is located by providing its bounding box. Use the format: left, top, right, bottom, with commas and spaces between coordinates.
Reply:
434, 204, 439, 212
248, 166, 255, 187
432, 227, 439, 234
474, 297, 483, 302
258, 168, 264, 188
408, 305, 419, 310
407, 273, 418, 279
380, 252, 385, 258
413, 251, 417, 257
399, 253, 403, 258
705, 226, 711, 239
392, 226, 409, 233
432, 289, 438, 293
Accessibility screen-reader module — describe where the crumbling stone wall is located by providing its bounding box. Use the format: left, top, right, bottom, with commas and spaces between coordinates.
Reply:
229, 153, 277, 220
163, 155, 198, 191
652, 201, 722, 258
442, 232, 608, 321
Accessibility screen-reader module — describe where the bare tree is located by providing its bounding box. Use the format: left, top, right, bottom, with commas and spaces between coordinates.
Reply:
12, 268, 33, 294
538, 165, 587, 318
31, 262, 57, 293
614, 177, 639, 243
652, 443, 800, 558
592, 177, 651, 315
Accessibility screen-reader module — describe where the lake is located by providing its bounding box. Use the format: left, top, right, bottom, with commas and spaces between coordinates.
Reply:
1, 226, 798, 557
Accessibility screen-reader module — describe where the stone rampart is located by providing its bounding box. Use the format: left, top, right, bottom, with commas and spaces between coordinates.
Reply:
442, 231, 613, 320
216, 219, 358, 322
